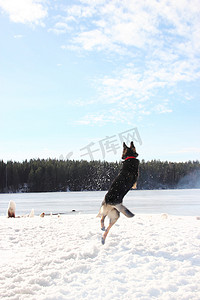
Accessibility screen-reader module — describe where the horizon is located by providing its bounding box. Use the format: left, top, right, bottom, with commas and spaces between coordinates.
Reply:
0, 1, 200, 163
2, 155, 200, 164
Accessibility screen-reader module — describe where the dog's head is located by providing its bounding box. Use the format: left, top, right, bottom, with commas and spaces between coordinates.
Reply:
122, 141, 138, 159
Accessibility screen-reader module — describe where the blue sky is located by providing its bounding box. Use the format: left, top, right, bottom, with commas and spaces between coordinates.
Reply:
0, 0, 200, 163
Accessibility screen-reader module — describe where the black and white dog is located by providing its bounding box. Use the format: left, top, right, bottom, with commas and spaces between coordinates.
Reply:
97, 141, 139, 244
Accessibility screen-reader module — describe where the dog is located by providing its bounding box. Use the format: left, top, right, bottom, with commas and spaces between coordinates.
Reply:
97, 141, 139, 244
7, 201, 16, 218
7, 201, 35, 218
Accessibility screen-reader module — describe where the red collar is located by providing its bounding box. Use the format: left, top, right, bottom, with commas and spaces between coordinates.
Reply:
125, 156, 136, 160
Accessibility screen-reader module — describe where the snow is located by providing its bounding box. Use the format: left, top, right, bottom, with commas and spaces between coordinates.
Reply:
1, 212, 200, 300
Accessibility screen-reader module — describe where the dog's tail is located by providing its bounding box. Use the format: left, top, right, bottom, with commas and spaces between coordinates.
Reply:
114, 204, 134, 218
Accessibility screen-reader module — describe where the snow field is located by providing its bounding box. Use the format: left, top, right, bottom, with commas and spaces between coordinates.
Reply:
0, 213, 200, 300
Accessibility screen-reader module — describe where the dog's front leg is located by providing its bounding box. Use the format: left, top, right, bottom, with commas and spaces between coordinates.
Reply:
101, 221, 116, 245
101, 209, 120, 245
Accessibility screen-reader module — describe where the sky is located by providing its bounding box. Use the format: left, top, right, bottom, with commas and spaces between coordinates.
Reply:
0, 0, 200, 163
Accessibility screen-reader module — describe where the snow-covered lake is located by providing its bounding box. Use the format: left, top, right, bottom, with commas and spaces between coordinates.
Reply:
0, 189, 200, 216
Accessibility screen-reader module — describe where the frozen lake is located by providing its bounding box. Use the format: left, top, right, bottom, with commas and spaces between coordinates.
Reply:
0, 189, 200, 216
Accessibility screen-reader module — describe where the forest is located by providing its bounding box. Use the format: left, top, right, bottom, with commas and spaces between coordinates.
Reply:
0, 159, 200, 193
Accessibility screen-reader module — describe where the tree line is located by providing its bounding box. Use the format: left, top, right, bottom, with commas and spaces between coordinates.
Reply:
0, 159, 200, 193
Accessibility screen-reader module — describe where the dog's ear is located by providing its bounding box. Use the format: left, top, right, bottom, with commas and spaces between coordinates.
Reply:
130, 141, 139, 157
123, 142, 127, 148
130, 141, 137, 152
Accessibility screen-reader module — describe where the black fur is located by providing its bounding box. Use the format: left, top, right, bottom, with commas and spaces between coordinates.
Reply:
104, 142, 139, 206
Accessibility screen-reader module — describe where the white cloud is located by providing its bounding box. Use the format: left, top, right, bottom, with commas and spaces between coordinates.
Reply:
77, 113, 107, 125
48, 21, 71, 35
153, 104, 172, 114
61, 1, 158, 51
2, 0, 199, 125
59, 0, 200, 57
58, 0, 200, 125
73, 50, 200, 124
0, 0, 47, 25
95, 57, 196, 104
14, 34, 23, 39
73, 29, 110, 51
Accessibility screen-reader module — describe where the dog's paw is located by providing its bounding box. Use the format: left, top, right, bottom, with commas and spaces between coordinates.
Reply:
101, 226, 106, 231
101, 236, 105, 245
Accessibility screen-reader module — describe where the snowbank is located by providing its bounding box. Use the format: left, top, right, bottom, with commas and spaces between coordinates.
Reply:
0, 214, 200, 300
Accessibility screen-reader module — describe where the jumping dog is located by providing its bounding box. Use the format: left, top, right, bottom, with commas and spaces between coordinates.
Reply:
97, 141, 139, 244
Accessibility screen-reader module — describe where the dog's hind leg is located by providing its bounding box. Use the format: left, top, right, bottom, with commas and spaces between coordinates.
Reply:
101, 209, 120, 245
